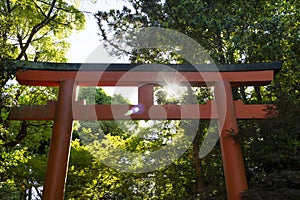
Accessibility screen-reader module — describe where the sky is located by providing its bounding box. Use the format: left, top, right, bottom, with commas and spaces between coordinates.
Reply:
66, 0, 131, 63
66, 0, 137, 102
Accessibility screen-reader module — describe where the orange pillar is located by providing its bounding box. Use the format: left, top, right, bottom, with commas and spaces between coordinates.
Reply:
43, 80, 75, 200
214, 81, 248, 200
138, 84, 154, 105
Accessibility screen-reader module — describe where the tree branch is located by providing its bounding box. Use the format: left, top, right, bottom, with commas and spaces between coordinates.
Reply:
33, 185, 43, 198
5, 0, 11, 12
4, 121, 28, 148
37, 0, 84, 14
31, 31, 51, 42
16, 0, 57, 60
33, 1, 47, 17
27, 122, 49, 127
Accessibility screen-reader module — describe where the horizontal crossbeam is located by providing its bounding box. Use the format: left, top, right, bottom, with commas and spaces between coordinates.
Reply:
9, 100, 274, 120
16, 70, 275, 87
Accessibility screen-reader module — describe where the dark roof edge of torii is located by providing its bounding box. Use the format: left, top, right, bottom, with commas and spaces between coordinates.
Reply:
3, 59, 283, 74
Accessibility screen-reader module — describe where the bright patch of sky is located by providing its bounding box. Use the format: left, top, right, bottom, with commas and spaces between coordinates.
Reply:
66, 0, 131, 63
66, 0, 137, 102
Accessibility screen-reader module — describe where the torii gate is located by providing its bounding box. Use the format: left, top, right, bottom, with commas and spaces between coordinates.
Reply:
8, 60, 282, 200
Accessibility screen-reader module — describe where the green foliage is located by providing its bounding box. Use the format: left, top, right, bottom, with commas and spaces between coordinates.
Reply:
0, 0, 85, 87
241, 171, 300, 199
94, 0, 300, 199
0, 0, 84, 61
0, 0, 85, 199
69, 86, 214, 199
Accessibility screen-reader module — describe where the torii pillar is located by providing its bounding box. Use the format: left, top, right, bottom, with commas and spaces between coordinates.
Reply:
42, 80, 75, 199
215, 81, 248, 199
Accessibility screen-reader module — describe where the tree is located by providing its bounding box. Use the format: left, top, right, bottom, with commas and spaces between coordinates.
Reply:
0, 0, 85, 198
94, 0, 300, 199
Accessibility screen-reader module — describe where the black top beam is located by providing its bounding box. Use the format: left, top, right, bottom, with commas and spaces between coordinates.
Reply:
5, 60, 283, 73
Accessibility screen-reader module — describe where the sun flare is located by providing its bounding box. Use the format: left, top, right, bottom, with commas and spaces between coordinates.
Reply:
165, 82, 186, 98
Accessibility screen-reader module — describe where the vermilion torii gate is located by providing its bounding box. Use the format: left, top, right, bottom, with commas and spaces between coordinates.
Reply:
9, 60, 282, 200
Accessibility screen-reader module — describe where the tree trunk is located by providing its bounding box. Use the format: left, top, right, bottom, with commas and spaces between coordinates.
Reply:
232, 87, 239, 100
240, 86, 248, 103
254, 86, 262, 103
193, 134, 204, 192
